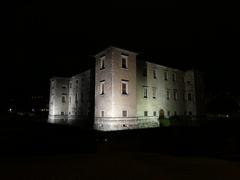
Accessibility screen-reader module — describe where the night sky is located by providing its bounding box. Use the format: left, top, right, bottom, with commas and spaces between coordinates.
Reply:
3, 1, 240, 108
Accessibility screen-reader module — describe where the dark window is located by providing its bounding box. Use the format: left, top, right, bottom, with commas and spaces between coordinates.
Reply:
76, 80, 78, 84
167, 89, 170, 100
100, 81, 105, 95
153, 69, 157, 79
122, 110, 127, 117
61, 112, 64, 115
188, 93, 192, 101
122, 56, 128, 69
173, 72, 177, 81
62, 96, 66, 103
101, 111, 104, 117
164, 71, 168, 80
152, 87, 156, 98
121, 81, 128, 95
144, 111, 148, 116
144, 87, 148, 98
167, 111, 170, 117
153, 111, 157, 116
173, 89, 177, 100
100, 56, 105, 70
189, 111, 192, 116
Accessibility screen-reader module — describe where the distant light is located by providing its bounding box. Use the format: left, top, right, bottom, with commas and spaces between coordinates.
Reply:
32, 108, 35, 112
8, 108, 12, 112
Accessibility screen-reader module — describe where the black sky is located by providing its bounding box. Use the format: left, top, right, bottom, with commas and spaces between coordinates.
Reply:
3, 1, 240, 105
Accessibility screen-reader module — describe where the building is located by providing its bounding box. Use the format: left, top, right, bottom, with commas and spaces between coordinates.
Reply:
48, 47, 204, 131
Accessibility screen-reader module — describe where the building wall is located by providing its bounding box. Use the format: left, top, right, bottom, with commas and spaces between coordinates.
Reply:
48, 46, 205, 131
48, 77, 69, 123
136, 61, 186, 127
48, 70, 91, 126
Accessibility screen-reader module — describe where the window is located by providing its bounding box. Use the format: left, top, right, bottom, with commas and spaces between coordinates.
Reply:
76, 80, 78, 84
189, 111, 192, 116
168, 111, 171, 117
143, 87, 148, 98
153, 111, 157, 116
167, 89, 170, 100
152, 87, 156, 99
62, 95, 66, 103
183, 92, 186, 101
75, 93, 78, 104
174, 111, 177, 116
173, 72, 177, 81
100, 81, 105, 95
144, 111, 148, 116
100, 56, 105, 70
173, 89, 178, 100
188, 93, 192, 101
81, 92, 84, 103
122, 110, 127, 117
121, 54, 128, 69
61, 112, 64, 115
62, 86, 66, 89
121, 80, 128, 95
164, 71, 168, 80
101, 111, 104, 117
153, 69, 157, 79
69, 82, 72, 88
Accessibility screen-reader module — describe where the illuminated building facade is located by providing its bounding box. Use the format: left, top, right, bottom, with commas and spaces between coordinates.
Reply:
48, 47, 204, 131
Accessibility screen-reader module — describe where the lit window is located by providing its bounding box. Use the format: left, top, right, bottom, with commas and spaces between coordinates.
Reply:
153, 111, 157, 116
122, 110, 127, 117
188, 93, 192, 101
100, 56, 105, 70
152, 87, 156, 99
144, 111, 148, 116
173, 89, 178, 100
143, 87, 148, 98
153, 69, 157, 79
167, 89, 170, 100
164, 71, 168, 80
121, 80, 128, 95
62, 95, 66, 103
173, 72, 177, 81
121, 54, 128, 69
101, 111, 104, 117
100, 81, 105, 95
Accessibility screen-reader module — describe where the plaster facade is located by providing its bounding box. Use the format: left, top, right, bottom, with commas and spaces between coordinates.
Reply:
48, 47, 204, 131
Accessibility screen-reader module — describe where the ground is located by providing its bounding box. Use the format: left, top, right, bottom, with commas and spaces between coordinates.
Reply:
1, 152, 240, 180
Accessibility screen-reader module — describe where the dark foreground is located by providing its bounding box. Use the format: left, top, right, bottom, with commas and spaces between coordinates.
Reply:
1, 117, 240, 179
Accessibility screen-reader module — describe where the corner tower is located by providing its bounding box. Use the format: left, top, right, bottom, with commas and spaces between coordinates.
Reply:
94, 47, 137, 131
